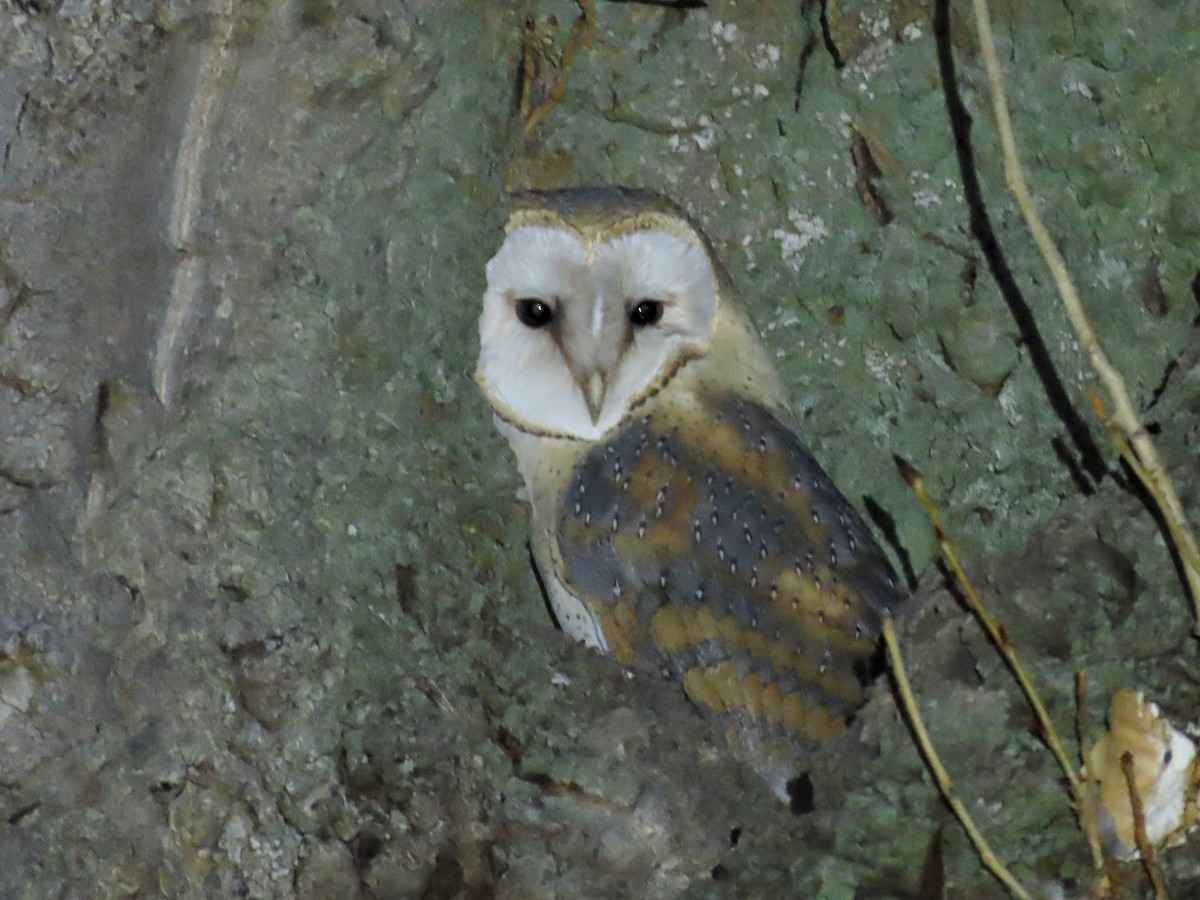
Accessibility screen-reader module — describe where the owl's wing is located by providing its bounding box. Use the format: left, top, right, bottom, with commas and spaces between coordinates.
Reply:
552, 389, 903, 745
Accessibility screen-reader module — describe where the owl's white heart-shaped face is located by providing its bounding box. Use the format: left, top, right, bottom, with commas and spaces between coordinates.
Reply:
476, 223, 718, 440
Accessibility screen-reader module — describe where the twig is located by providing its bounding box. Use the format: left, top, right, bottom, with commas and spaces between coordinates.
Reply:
155, 0, 238, 408
1075, 672, 1089, 769
968, 0, 1200, 633
1120, 751, 1171, 900
895, 458, 1078, 787
895, 456, 1110, 881
883, 619, 1032, 900
1088, 392, 1152, 492
850, 129, 894, 226
1076, 672, 1122, 895
523, 0, 598, 134
519, 17, 537, 122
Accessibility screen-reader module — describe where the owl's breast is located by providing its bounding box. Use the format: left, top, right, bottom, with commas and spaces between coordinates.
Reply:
551, 390, 902, 746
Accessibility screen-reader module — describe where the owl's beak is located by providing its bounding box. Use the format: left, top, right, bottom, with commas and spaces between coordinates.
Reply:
581, 370, 608, 425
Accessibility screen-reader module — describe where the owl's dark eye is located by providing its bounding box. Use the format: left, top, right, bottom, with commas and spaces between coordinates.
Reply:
629, 299, 664, 327
515, 297, 554, 328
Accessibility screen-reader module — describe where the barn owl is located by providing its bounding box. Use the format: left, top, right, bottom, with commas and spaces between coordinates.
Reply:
475, 188, 903, 796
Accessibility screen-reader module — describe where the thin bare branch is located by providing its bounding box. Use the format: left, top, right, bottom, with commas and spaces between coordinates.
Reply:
883, 619, 1032, 900
968, 0, 1200, 632
1076, 671, 1122, 894
523, 0, 598, 134
1120, 751, 1171, 900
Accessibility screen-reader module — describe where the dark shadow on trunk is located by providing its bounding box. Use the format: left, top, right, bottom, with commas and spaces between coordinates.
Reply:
932, 0, 1108, 492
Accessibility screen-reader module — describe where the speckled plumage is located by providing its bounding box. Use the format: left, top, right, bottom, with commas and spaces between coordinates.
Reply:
556, 389, 898, 738
476, 188, 902, 792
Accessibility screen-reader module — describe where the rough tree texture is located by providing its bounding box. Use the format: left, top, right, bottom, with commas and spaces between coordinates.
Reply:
1, 0, 1198, 897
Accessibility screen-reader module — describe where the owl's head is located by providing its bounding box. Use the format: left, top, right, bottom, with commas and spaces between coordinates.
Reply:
476, 188, 725, 440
